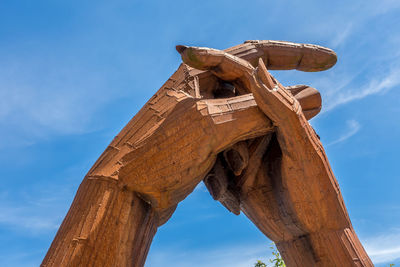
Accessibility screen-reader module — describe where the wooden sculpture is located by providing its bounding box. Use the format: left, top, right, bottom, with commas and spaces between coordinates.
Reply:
41, 40, 373, 267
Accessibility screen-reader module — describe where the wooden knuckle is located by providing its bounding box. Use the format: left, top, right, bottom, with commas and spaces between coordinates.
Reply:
204, 156, 241, 215
203, 158, 229, 200
223, 141, 249, 176
219, 190, 241, 215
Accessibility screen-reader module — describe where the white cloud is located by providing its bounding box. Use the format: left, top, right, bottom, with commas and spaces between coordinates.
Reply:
146, 243, 272, 267
0, 250, 43, 267
330, 23, 354, 49
0, 56, 131, 149
371, 0, 400, 15
327, 120, 361, 146
323, 67, 400, 112
145, 231, 400, 267
325, 0, 400, 48
363, 229, 400, 264
0, 190, 68, 233
0, 205, 60, 232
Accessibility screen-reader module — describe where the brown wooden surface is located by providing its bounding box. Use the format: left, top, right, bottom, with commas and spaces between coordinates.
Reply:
186, 47, 373, 266
42, 41, 373, 267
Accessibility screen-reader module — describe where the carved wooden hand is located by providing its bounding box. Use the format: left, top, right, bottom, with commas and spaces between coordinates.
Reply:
179, 44, 373, 266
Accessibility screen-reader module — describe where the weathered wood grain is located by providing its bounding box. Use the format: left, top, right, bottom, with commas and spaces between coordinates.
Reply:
42, 40, 372, 267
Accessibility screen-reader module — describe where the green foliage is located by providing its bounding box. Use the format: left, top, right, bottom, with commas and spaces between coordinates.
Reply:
269, 246, 286, 267
254, 243, 285, 267
254, 260, 267, 267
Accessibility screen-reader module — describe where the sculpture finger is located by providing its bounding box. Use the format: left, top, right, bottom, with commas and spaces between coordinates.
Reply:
176, 45, 256, 88
285, 85, 322, 120
225, 40, 337, 72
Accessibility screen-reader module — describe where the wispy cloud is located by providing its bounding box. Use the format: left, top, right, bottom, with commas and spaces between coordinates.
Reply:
0, 55, 131, 149
363, 228, 400, 264
0, 250, 44, 267
330, 23, 354, 48
146, 230, 400, 267
146, 243, 272, 267
325, 0, 400, 48
0, 190, 68, 233
0, 205, 60, 232
146, 231, 400, 267
371, 0, 400, 15
327, 120, 361, 146
323, 67, 400, 112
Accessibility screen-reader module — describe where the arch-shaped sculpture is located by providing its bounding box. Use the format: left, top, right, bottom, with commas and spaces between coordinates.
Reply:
41, 40, 373, 267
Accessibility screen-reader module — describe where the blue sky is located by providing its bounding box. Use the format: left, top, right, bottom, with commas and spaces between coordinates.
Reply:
0, 0, 399, 266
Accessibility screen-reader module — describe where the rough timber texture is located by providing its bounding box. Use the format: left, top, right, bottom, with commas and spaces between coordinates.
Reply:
42, 41, 373, 267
